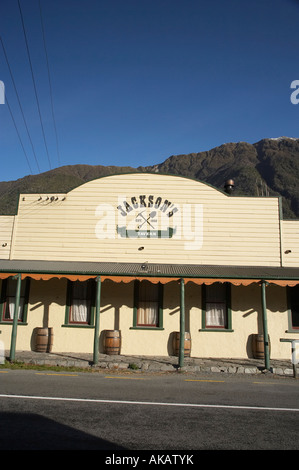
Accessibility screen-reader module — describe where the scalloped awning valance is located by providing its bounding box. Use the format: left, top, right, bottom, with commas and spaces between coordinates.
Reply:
0, 260, 299, 286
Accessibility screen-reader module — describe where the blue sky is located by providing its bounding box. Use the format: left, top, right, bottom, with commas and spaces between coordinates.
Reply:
0, 0, 298, 181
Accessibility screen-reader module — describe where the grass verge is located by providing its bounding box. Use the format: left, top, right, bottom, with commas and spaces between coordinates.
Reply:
0, 359, 92, 373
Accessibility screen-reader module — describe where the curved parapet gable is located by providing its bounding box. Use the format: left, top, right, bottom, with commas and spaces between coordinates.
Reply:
69, 171, 230, 197
10, 173, 281, 266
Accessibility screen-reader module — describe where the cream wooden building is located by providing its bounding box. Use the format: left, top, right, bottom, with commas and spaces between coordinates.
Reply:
1, 172, 299, 368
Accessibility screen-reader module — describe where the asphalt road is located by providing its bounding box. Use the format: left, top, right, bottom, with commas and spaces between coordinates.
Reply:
0, 369, 299, 453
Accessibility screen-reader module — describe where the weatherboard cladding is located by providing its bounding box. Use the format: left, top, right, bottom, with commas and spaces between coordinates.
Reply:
1, 173, 299, 270
9, 173, 282, 266
0, 259, 299, 280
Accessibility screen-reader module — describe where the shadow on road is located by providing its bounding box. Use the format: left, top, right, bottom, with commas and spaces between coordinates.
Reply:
0, 411, 126, 450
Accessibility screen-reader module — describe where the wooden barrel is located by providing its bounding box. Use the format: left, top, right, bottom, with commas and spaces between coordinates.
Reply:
172, 332, 191, 357
252, 334, 270, 359
104, 330, 121, 355
35, 327, 53, 353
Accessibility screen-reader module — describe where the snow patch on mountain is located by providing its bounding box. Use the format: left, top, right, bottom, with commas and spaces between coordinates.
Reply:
268, 136, 298, 141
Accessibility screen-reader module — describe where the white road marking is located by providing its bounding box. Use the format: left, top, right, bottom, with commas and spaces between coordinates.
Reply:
0, 393, 298, 412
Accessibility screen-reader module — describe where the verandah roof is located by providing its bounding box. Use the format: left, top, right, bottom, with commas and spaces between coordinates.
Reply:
0, 260, 299, 286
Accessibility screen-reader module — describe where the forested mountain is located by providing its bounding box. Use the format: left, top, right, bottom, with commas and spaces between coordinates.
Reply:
1, 137, 298, 218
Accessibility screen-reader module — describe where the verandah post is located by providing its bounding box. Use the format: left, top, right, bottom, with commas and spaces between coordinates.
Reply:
9, 273, 21, 362
93, 275, 102, 365
179, 278, 185, 368
261, 280, 270, 370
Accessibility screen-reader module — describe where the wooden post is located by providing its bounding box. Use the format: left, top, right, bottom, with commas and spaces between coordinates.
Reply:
9, 273, 21, 362
179, 278, 185, 368
261, 280, 270, 370
93, 276, 102, 365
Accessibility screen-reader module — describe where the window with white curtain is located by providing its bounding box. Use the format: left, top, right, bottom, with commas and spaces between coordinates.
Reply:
135, 281, 162, 327
204, 283, 228, 328
2, 277, 28, 322
69, 280, 93, 324
288, 285, 299, 329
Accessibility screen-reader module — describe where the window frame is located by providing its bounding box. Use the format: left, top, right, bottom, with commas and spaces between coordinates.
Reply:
287, 285, 299, 333
64, 279, 96, 327
0, 277, 30, 324
132, 280, 164, 330
201, 282, 233, 332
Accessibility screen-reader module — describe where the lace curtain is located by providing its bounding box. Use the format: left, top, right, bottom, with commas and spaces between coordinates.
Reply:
206, 302, 226, 327
7, 297, 25, 320
71, 298, 89, 322
70, 281, 90, 323
205, 283, 227, 327
137, 301, 158, 326
137, 281, 159, 326
5, 278, 26, 320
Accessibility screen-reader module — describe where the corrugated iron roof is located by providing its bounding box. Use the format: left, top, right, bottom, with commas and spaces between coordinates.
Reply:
0, 259, 299, 280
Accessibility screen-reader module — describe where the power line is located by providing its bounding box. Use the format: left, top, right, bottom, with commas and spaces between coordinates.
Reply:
3, 89, 34, 175
38, 0, 61, 167
17, 0, 52, 170
0, 35, 41, 173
